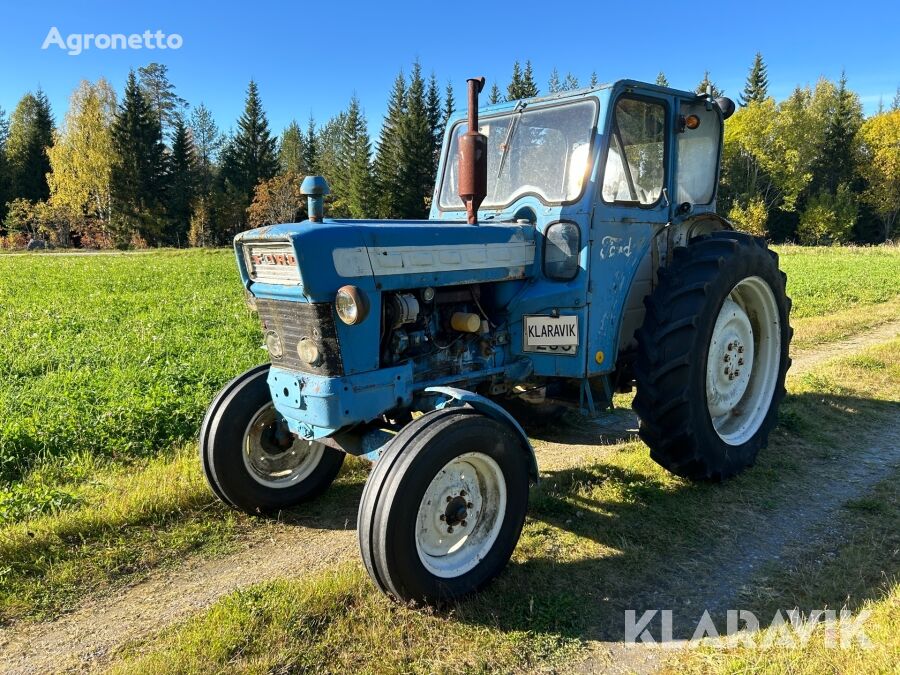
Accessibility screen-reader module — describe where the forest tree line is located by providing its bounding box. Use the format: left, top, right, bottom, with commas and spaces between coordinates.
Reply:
0, 55, 898, 249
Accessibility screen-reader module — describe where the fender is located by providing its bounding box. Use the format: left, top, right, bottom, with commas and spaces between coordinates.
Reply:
425, 386, 539, 484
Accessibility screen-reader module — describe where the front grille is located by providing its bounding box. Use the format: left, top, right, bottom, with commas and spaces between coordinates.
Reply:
256, 298, 344, 376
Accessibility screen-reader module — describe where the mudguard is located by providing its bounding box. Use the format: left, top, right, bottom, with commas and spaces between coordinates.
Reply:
425, 386, 539, 483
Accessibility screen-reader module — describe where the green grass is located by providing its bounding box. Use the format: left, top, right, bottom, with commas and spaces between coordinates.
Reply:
0, 245, 898, 635
773, 244, 900, 318
110, 339, 900, 673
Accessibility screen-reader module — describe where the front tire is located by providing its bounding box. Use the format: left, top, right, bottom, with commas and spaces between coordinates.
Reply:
633, 232, 792, 480
201, 365, 345, 514
358, 408, 530, 604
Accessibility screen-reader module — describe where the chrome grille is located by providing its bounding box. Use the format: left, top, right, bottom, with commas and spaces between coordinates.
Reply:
243, 242, 301, 285
256, 298, 344, 376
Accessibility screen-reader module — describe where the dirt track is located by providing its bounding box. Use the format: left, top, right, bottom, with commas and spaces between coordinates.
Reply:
0, 323, 897, 674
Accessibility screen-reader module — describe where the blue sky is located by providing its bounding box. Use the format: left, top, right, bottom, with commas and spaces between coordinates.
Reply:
2, 0, 898, 138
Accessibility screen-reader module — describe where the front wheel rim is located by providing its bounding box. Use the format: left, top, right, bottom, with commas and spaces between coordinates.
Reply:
415, 452, 507, 579
242, 403, 325, 488
706, 276, 781, 446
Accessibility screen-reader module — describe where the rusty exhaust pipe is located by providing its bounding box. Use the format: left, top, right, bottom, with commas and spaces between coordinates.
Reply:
458, 77, 487, 225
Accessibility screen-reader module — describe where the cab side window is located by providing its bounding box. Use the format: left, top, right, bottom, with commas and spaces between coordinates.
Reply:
602, 98, 666, 206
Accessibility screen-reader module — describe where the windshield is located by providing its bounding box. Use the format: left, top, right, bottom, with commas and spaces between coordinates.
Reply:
439, 100, 597, 210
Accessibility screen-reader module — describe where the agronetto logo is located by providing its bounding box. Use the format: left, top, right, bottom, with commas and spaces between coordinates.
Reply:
41, 27, 183, 56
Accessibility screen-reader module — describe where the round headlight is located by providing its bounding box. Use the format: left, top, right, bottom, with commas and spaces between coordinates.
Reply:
297, 338, 322, 366
264, 330, 283, 359
335, 285, 369, 325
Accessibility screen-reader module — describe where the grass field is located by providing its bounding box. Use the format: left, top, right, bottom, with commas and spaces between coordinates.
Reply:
1, 245, 898, 672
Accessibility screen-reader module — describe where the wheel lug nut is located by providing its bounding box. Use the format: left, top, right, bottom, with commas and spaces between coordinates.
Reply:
734, 370, 740, 377
467, 502, 473, 509
447, 526, 454, 534
439, 514, 445, 521
724, 368, 730, 375
446, 496, 452, 503
459, 490, 467, 497
724, 355, 730, 362
461, 520, 467, 527
738, 345, 744, 353
738, 358, 744, 366
727, 342, 734, 351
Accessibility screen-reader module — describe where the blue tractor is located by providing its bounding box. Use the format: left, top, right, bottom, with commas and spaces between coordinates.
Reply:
202, 77, 792, 604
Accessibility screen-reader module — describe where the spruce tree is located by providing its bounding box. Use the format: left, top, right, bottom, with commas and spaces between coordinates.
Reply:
189, 103, 222, 196
0, 107, 9, 222
303, 116, 318, 176
696, 71, 724, 98
488, 82, 502, 105
810, 72, 863, 195
564, 73, 579, 91
232, 80, 279, 206
739, 52, 769, 106
655, 72, 669, 87
397, 62, 434, 218
892, 86, 900, 111
168, 115, 196, 244
373, 70, 406, 218
341, 96, 372, 219
110, 71, 169, 243
507, 61, 524, 101
548, 68, 562, 94
279, 120, 306, 175
521, 61, 539, 97
138, 63, 187, 139
589, 72, 599, 88
6, 90, 54, 203
426, 73, 443, 172
442, 82, 455, 132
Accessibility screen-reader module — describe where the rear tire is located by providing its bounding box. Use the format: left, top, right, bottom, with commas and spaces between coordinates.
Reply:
633, 232, 792, 480
201, 365, 345, 514
358, 408, 530, 604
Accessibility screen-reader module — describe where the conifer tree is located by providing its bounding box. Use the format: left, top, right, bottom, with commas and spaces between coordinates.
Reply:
696, 71, 724, 98
426, 73, 443, 172
397, 62, 434, 218
340, 96, 372, 219
231, 80, 278, 206
563, 73, 579, 91
138, 63, 186, 139
521, 61, 539, 97
739, 52, 770, 106
0, 107, 9, 222
488, 82, 502, 105
279, 120, 306, 175
589, 72, 599, 88
167, 115, 196, 244
373, 70, 406, 218
110, 71, 169, 243
189, 103, 222, 195
655, 72, 669, 87
303, 116, 318, 176
548, 68, 562, 94
810, 72, 863, 195
442, 82, 455, 132
6, 90, 54, 203
892, 86, 900, 111
507, 61, 523, 101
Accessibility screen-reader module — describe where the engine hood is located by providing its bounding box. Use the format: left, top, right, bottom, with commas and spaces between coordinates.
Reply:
235, 218, 536, 301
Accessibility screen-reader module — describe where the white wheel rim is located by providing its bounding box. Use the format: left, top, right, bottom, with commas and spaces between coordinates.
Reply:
415, 452, 507, 579
706, 276, 781, 446
242, 403, 325, 488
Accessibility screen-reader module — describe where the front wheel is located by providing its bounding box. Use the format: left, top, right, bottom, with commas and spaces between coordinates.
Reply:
358, 408, 530, 604
633, 232, 792, 480
201, 365, 345, 514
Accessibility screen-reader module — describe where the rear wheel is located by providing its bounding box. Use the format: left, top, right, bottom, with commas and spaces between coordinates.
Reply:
633, 232, 792, 480
358, 408, 530, 604
201, 365, 345, 514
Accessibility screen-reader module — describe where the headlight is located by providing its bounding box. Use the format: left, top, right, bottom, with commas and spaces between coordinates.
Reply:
335, 285, 369, 325
264, 330, 283, 359
297, 337, 322, 366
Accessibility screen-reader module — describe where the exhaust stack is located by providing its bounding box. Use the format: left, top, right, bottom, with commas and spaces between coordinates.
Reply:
458, 77, 487, 224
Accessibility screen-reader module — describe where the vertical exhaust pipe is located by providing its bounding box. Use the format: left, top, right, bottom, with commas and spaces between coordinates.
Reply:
458, 77, 487, 225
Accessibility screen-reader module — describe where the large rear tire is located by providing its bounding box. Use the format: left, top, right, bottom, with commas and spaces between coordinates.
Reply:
633, 232, 792, 480
201, 365, 345, 514
358, 408, 530, 604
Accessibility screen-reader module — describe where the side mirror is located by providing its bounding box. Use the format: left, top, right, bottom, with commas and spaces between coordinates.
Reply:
715, 97, 736, 120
